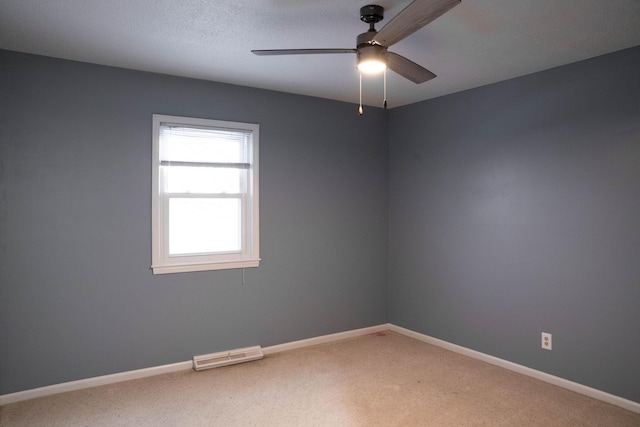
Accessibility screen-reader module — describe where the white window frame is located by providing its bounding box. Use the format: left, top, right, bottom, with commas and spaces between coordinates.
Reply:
151, 114, 260, 274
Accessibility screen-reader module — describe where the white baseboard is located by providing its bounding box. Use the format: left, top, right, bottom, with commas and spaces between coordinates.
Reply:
0, 360, 193, 406
389, 324, 640, 414
262, 324, 390, 355
0, 324, 389, 406
2, 323, 638, 414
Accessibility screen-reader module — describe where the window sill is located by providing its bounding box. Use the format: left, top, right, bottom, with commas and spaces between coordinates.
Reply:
151, 258, 260, 275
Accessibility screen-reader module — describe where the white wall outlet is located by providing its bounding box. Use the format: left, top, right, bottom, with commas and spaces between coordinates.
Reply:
542, 332, 552, 350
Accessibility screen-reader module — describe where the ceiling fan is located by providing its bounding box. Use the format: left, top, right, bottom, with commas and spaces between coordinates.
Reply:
252, 0, 461, 109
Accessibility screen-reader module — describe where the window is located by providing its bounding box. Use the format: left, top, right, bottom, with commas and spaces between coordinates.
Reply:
151, 115, 259, 274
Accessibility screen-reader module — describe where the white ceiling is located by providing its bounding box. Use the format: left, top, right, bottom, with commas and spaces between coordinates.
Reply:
1, 0, 640, 108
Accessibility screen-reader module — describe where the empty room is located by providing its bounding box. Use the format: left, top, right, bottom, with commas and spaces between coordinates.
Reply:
1, 0, 639, 425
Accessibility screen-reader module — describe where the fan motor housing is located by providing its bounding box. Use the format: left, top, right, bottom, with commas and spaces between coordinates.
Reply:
357, 30, 377, 47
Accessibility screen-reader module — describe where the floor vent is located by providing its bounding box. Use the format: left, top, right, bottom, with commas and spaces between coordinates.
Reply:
193, 346, 263, 371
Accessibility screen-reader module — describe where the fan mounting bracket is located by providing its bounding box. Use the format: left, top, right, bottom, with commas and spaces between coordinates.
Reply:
360, 5, 384, 25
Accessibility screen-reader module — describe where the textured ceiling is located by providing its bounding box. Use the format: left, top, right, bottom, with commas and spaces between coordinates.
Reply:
1, 0, 640, 108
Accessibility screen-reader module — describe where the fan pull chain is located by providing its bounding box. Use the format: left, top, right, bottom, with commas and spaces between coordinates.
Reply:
383, 69, 387, 109
358, 72, 363, 115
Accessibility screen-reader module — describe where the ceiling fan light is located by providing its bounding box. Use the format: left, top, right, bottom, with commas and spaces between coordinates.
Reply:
356, 44, 387, 74
357, 59, 387, 74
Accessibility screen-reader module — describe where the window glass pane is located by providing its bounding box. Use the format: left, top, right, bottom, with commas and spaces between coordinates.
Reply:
163, 166, 242, 194
169, 198, 241, 255
160, 126, 248, 163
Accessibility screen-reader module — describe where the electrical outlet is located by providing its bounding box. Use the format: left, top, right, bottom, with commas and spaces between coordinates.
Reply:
541, 332, 552, 350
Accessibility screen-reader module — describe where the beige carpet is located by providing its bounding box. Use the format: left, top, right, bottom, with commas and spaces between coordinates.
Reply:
1, 332, 639, 426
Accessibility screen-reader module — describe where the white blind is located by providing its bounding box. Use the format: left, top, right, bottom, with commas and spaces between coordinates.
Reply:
159, 124, 250, 165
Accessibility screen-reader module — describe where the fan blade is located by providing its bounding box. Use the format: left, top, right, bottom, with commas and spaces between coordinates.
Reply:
387, 52, 436, 84
373, 0, 460, 47
252, 48, 356, 56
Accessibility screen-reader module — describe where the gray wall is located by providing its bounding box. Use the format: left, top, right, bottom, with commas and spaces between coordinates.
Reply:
2, 45, 640, 403
0, 50, 389, 394
388, 46, 640, 402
